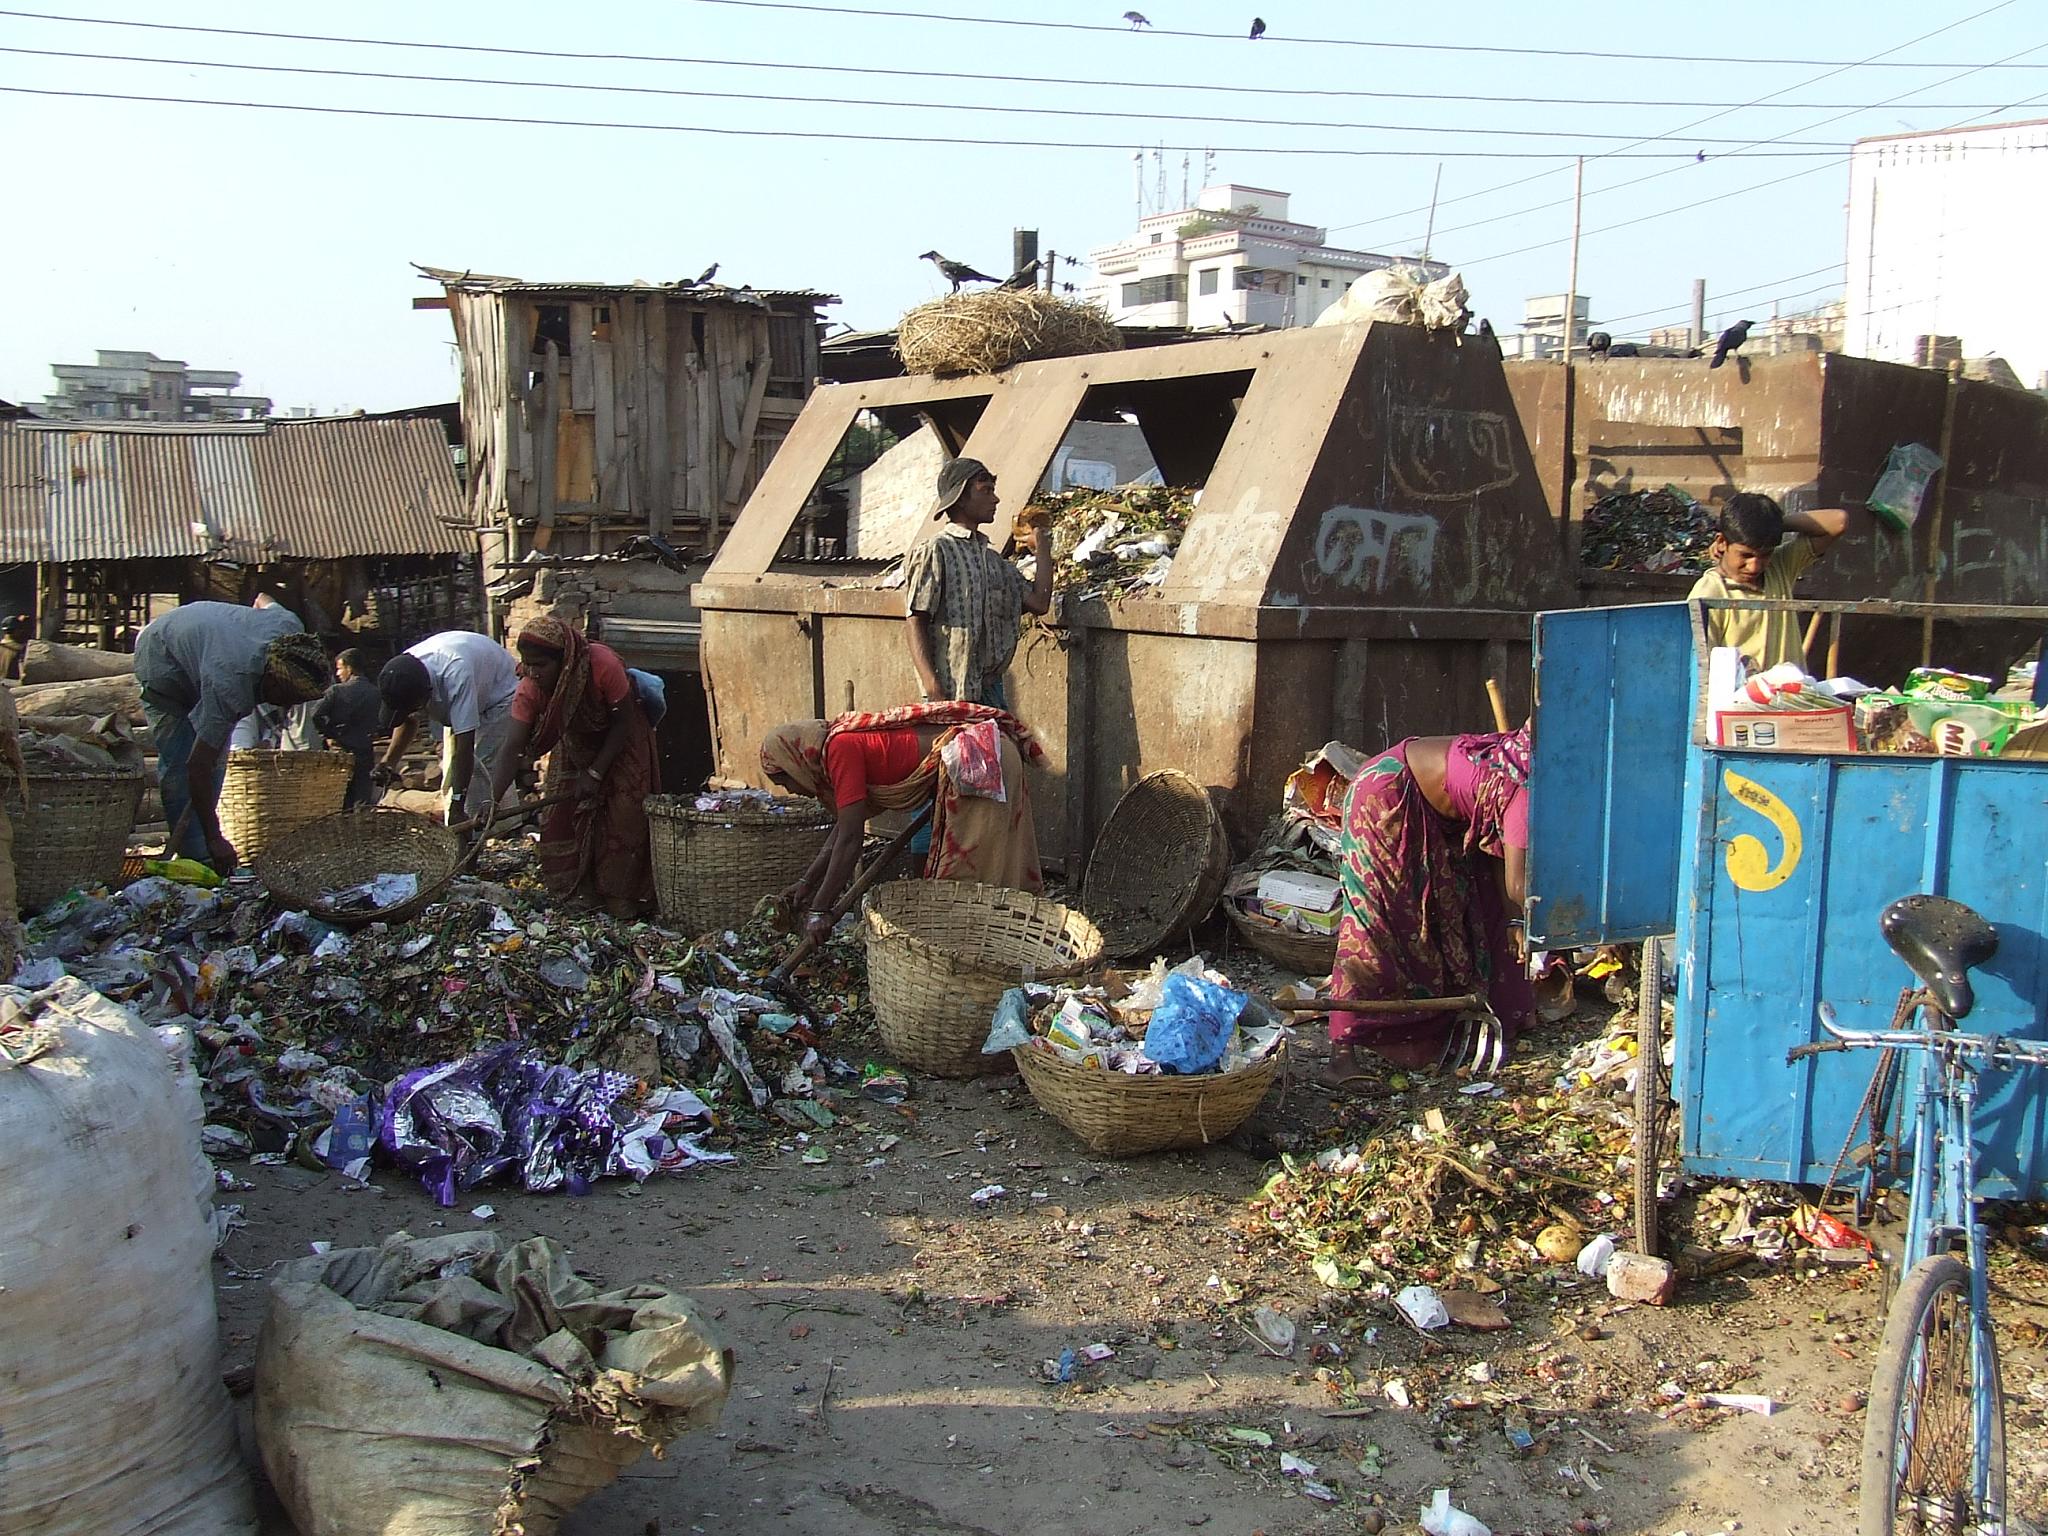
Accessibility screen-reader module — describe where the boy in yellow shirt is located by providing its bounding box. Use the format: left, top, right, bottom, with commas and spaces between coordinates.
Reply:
1687, 493, 1851, 670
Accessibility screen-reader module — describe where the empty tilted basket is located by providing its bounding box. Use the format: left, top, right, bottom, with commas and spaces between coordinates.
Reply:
6, 766, 145, 912
1078, 770, 1231, 960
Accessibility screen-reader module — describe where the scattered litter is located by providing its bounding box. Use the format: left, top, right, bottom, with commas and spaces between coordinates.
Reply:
322, 871, 420, 915
1576, 1233, 1618, 1278
1383, 1379, 1412, 1409
1701, 1393, 1778, 1417
1250, 1305, 1296, 1354
970, 1184, 1007, 1205
469, 1204, 496, 1221
1420, 1488, 1492, 1536
1394, 1285, 1451, 1332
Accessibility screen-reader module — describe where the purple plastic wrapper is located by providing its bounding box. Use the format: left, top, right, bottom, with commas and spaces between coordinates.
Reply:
378, 1043, 653, 1205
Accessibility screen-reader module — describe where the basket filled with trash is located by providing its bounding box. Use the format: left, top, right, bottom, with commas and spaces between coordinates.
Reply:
646, 789, 837, 938
991, 956, 1286, 1156
253, 807, 468, 928
217, 748, 354, 861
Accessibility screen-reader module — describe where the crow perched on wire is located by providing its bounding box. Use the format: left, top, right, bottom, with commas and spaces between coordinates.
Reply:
1586, 330, 1612, 360
1123, 10, 1150, 27
1250, 16, 1266, 37
920, 250, 1001, 291
1710, 318, 1755, 368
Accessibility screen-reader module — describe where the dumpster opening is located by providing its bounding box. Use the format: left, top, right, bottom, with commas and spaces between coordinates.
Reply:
1063, 371, 1253, 490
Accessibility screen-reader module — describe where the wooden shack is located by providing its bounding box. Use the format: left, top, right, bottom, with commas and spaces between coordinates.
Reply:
421, 265, 836, 783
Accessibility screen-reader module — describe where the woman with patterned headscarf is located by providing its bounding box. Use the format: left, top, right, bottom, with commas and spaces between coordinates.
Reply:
485, 615, 660, 918
1323, 727, 1535, 1085
759, 702, 1043, 944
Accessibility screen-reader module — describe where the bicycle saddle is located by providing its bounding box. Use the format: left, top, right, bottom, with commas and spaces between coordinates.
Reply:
1880, 894, 1998, 1020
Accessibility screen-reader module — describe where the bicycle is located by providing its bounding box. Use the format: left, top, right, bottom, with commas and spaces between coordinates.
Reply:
1788, 893, 2048, 1536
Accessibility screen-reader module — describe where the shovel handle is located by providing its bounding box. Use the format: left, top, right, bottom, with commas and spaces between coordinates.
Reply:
1265, 992, 1483, 1015
449, 788, 584, 837
768, 803, 935, 984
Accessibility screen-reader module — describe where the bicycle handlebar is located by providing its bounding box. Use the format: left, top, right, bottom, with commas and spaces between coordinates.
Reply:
1793, 1000, 2048, 1071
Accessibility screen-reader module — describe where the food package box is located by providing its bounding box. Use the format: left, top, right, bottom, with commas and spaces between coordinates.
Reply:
1262, 901, 1341, 936
1254, 870, 1342, 912
1711, 704, 1855, 752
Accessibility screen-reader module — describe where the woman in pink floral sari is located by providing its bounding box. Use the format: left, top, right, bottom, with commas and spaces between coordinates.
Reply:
759, 701, 1043, 943
1324, 727, 1534, 1083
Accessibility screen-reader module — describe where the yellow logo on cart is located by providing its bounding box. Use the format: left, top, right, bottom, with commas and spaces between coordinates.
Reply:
1723, 769, 1803, 892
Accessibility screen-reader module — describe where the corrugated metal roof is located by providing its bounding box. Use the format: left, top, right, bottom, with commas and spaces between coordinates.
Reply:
416, 263, 835, 308
0, 417, 471, 563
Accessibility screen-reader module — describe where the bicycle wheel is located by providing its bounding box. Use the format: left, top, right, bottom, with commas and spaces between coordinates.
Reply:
1633, 935, 1673, 1257
1860, 1253, 2006, 1536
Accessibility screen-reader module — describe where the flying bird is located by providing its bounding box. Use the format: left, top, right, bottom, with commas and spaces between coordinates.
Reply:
1250, 16, 1266, 37
1123, 10, 1150, 26
1710, 318, 1754, 369
1586, 330, 1612, 360
920, 250, 1001, 291
691, 262, 719, 286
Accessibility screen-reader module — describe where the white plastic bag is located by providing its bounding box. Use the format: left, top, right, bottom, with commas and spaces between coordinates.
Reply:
0, 978, 254, 1534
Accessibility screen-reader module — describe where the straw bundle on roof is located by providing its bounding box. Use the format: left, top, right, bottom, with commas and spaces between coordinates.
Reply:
897, 289, 1124, 377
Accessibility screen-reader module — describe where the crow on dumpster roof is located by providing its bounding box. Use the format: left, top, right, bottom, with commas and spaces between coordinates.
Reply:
1710, 318, 1754, 369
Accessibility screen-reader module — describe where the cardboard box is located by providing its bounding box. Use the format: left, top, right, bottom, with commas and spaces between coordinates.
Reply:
1711, 704, 1855, 752
1255, 870, 1341, 912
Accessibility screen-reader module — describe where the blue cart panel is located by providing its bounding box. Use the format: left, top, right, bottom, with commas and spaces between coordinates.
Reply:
1531, 601, 2048, 1196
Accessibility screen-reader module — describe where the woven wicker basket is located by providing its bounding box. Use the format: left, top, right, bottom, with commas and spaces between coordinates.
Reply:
6, 767, 145, 912
645, 794, 837, 937
217, 749, 353, 862
1079, 770, 1231, 959
254, 808, 469, 928
1013, 1044, 1282, 1156
863, 880, 1104, 1078
1223, 896, 1338, 977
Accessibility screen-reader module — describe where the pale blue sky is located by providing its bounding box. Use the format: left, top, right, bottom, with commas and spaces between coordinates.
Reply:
2, 0, 2041, 410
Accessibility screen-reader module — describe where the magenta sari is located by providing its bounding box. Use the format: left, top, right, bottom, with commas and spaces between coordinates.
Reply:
1328, 731, 1534, 1067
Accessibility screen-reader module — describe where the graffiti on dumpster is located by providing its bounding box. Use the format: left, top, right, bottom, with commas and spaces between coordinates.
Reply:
1302, 504, 1439, 596
1722, 768, 1803, 892
1387, 404, 1519, 503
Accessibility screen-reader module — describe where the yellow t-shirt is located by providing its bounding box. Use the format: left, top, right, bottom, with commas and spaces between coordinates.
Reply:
1688, 537, 1820, 670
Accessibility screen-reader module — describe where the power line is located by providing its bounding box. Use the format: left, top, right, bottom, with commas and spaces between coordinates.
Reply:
679, 0, 2048, 68
0, 84, 1842, 157
0, 10, 2022, 112
0, 45, 1866, 145
1595, 262, 1847, 329
1328, 2, 2021, 239
1341, 28, 2046, 258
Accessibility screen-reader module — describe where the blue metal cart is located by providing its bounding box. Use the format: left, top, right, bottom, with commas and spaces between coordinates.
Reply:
1526, 599, 2048, 1254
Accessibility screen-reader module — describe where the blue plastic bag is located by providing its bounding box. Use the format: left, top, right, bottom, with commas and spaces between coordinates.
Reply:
1143, 972, 1247, 1075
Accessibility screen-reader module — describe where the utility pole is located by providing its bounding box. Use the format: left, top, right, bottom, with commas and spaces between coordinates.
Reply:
1423, 163, 1443, 261
1013, 228, 1039, 284
1562, 156, 1584, 362
1690, 278, 1706, 350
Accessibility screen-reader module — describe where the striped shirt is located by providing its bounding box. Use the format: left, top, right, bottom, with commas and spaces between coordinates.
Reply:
903, 523, 1030, 706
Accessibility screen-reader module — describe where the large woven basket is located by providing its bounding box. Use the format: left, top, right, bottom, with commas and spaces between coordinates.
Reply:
6, 767, 145, 912
1223, 896, 1337, 977
1013, 1044, 1282, 1156
254, 808, 467, 928
1079, 770, 1231, 959
217, 749, 353, 862
863, 881, 1104, 1078
645, 794, 837, 937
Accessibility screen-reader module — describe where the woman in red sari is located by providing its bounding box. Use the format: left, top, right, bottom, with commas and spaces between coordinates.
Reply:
1324, 727, 1534, 1084
486, 616, 659, 918
759, 701, 1042, 943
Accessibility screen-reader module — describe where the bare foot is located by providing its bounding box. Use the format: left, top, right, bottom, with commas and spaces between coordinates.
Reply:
1317, 1042, 1373, 1092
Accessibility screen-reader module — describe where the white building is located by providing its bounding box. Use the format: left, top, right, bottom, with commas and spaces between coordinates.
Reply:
41, 350, 271, 421
1508, 294, 1591, 360
1083, 184, 1447, 330
1844, 117, 2048, 389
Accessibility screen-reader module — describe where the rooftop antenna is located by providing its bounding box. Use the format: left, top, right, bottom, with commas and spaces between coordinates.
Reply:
1422, 163, 1443, 261
1203, 148, 1216, 189
1181, 152, 1190, 210
1156, 144, 1168, 214
1132, 147, 1145, 218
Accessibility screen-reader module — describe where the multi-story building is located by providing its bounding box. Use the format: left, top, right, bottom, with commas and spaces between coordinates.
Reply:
1083, 184, 1447, 330
1844, 117, 2048, 388
40, 350, 271, 421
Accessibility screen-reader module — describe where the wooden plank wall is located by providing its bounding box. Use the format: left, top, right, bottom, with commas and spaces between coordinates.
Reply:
482, 291, 817, 561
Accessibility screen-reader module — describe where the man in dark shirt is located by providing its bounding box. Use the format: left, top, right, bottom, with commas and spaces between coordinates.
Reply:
313, 648, 384, 809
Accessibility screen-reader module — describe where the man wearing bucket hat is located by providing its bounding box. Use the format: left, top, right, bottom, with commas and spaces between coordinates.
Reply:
133, 599, 331, 874
373, 630, 520, 829
902, 457, 1053, 709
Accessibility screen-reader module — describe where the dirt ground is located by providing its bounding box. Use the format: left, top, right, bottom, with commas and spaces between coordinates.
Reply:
218, 994, 2048, 1536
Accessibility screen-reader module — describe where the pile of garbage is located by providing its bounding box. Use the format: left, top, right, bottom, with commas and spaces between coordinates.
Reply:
984, 955, 1286, 1076
1030, 485, 1194, 602
1254, 1063, 1636, 1293
13, 851, 875, 1205
1577, 485, 1715, 574
1224, 741, 1358, 940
